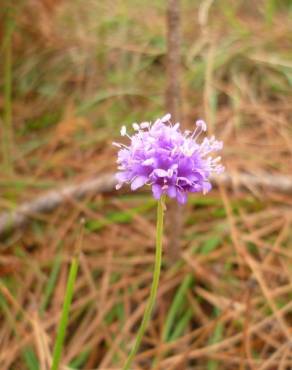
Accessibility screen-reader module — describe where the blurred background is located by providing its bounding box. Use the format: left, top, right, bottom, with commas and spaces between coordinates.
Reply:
0, 0, 292, 369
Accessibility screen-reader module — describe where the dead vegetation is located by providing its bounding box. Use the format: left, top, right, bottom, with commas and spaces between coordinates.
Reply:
0, 0, 291, 369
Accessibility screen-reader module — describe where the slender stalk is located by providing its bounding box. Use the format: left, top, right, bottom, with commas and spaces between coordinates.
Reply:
166, 0, 182, 262
123, 195, 165, 370
51, 256, 79, 370
2, 5, 14, 174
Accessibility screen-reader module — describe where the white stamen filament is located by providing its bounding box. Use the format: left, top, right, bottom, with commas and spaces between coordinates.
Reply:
120, 126, 127, 136
161, 113, 171, 122
141, 122, 150, 129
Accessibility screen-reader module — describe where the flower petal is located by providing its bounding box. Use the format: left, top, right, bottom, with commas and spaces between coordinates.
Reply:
176, 190, 187, 204
167, 185, 176, 198
116, 172, 130, 182
202, 182, 212, 194
131, 176, 148, 190
152, 184, 163, 199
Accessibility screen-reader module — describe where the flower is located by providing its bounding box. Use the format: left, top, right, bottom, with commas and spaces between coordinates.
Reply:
113, 114, 224, 204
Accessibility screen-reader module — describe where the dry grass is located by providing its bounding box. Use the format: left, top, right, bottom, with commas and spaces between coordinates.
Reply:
0, 0, 292, 369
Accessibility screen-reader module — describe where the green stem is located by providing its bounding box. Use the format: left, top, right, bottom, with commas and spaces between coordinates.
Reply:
51, 256, 79, 370
123, 195, 165, 370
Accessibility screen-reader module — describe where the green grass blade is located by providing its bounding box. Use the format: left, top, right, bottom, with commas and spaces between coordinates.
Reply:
163, 273, 195, 342
207, 309, 224, 370
69, 350, 90, 368
169, 307, 193, 341
199, 236, 221, 255
51, 255, 79, 370
40, 252, 62, 316
22, 347, 40, 370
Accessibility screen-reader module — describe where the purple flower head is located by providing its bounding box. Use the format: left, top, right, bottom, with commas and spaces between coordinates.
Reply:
113, 114, 224, 204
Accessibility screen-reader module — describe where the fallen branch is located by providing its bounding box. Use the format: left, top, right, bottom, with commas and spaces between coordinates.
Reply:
0, 174, 116, 238
0, 172, 292, 238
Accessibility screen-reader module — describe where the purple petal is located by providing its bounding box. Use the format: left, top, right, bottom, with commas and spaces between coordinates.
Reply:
167, 185, 176, 198
202, 182, 212, 194
176, 190, 187, 204
116, 172, 130, 182
117, 149, 130, 162
152, 184, 163, 199
192, 169, 207, 179
131, 176, 148, 190
177, 176, 192, 186
190, 183, 202, 193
